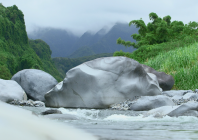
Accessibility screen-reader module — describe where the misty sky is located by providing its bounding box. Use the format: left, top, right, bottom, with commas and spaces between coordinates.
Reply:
1, 0, 198, 36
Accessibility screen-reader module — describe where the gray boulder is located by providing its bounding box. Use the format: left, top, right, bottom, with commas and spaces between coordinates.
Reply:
141, 64, 174, 91
0, 79, 27, 102
45, 57, 162, 108
11, 69, 58, 102
144, 101, 198, 117
129, 95, 175, 111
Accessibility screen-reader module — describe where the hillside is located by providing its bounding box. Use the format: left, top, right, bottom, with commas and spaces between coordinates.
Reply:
114, 12, 198, 90
0, 4, 62, 81
28, 23, 138, 58
0, 4, 42, 79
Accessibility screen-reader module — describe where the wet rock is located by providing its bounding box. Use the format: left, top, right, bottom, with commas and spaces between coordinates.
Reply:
144, 101, 198, 117
11, 69, 58, 102
9, 99, 45, 107
171, 92, 198, 105
41, 109, 62, 115
141, 64, 174, 91
162, 90, 193, 97
0, 79, 27, 103
129, 95, 175, 111
45, 57, 162, 108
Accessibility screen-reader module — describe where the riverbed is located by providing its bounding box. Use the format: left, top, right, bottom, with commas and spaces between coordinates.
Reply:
23, 106, 198, 140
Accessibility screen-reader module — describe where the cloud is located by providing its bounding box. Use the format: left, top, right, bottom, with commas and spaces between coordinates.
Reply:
2, 0, 198, 36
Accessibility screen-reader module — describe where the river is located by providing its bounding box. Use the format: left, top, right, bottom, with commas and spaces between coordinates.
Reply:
22, 106, 198, 140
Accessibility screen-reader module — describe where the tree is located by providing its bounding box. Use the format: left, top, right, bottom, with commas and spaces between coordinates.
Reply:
117, 12, 198, 49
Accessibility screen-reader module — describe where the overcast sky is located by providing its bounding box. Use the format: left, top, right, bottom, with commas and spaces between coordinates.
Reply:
1, 0, 198, 36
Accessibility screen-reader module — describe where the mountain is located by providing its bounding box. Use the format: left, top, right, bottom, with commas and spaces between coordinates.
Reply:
69, 23, 138, 58
28, 23, 139, 58
28, 28, 79, 57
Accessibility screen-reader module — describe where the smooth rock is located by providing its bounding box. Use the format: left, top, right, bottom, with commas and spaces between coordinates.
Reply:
129, 95, 175, 111
141, 64, 174, 91
0, 79, 27, 102
45, 57, 162, 108
11, 69, 58, 102
144, 101, 198, 117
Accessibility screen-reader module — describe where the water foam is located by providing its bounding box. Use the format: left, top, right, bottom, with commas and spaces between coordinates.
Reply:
104, 114, 198, 122
58, 108, 100, 120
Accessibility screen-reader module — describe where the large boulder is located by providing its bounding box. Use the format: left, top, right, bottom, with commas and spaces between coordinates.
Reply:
11, 69, 58, 102
129, 95, 175, 111
141, 64, 174, 91
0, 79, 27, 103
45, 57, 162, 108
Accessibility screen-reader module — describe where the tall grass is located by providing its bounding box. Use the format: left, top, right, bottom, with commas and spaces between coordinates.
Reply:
143, 43, 198, 90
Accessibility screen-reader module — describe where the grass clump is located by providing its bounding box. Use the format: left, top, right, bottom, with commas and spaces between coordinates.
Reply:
143, 42, 198, 90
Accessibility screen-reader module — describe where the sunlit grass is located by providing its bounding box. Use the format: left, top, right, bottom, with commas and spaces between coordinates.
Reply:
143, 43, 198, 90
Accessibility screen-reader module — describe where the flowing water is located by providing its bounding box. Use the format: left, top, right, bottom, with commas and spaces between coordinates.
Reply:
23, 106, 198, 140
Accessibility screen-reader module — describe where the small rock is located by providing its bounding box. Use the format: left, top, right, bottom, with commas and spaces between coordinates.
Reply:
41, 109, 62, 115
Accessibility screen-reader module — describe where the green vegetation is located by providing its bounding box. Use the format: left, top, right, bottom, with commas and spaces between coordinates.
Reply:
114, 35, 198, 63
0, 4, 42, 79
29, 39, 62, 81
114, 12, 198, 90
52, 53, 113, 78
117, 12, 198, 48
143, 43, 198, 90
0, 4, 62, 81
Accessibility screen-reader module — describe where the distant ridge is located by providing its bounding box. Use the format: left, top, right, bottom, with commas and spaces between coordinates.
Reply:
28, 23, 138, 58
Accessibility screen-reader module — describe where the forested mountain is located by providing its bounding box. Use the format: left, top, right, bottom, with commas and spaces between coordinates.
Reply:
28, 28, 78, 57
0, 4, 62, 81
28, 39, 63, 80
28, 23, 139, 58
52, 53, 113, 78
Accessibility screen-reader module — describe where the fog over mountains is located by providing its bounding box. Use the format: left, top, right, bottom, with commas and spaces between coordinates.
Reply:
28, 23, 139, 58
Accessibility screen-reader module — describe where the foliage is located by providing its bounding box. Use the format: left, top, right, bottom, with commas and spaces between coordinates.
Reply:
117, 12, 198, 48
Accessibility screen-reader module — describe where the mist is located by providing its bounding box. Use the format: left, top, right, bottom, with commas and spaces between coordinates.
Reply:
2, 0, 198, 36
